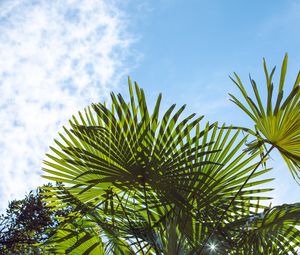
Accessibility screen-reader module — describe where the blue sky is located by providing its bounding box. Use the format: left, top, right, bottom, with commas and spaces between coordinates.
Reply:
0, 0, 299, 210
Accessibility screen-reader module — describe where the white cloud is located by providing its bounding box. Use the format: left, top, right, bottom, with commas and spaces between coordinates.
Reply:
0, 0, 135, 210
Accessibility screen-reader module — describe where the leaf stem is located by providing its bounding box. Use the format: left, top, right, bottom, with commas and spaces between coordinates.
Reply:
115, 192, 146, 255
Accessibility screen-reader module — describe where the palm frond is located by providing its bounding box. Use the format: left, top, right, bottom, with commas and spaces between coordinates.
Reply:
227, 203, 300, 254
229, 53, 300, 182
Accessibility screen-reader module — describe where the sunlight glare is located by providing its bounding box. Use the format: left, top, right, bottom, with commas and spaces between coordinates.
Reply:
209, 243, 217, 251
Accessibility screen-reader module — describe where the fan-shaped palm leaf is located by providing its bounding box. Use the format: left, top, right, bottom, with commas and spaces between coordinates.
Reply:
226, 202, 300, 254
229, 53, 300, 182
43, 216, 105, 254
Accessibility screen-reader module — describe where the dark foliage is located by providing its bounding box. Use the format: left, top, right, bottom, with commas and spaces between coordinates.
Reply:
0, 184, 67, 255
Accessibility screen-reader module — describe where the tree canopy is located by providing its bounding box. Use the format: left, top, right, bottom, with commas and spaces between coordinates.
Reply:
0, 184, 71, 254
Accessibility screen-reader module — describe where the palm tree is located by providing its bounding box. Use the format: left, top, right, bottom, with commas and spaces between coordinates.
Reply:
41, 56, 300, 254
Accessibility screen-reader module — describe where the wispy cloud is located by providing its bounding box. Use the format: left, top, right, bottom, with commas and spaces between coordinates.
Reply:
0, 0, 135, 210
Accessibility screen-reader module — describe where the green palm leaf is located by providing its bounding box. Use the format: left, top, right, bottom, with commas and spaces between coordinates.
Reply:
229, 53, 300, 182
44, 219, 104, 254
227, 203, 300, 254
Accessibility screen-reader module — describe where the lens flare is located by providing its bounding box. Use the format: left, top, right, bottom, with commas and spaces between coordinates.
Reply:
209, 243, 217, 251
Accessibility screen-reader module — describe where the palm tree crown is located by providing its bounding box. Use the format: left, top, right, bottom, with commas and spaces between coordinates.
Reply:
41, 58, 300, 254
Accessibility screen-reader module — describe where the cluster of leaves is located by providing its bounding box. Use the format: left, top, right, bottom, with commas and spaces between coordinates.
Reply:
0, 184, 69, 254
39, 54, 300, 255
